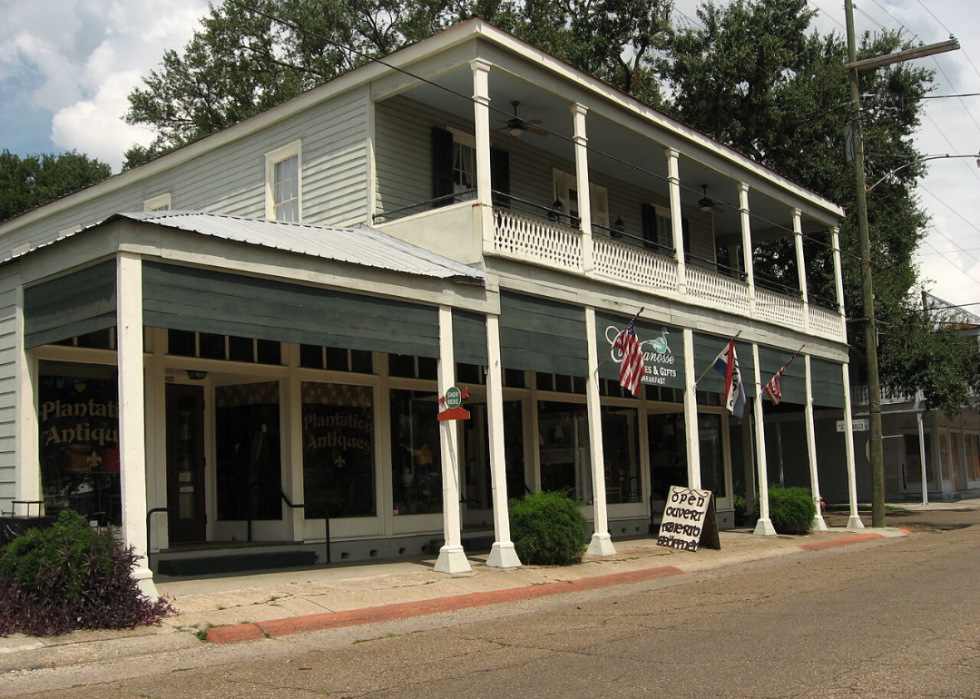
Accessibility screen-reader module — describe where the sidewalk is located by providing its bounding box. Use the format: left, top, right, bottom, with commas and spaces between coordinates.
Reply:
0, 522, 914, 671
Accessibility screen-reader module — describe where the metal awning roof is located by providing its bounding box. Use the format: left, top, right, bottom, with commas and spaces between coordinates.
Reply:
6, 211, 486, 284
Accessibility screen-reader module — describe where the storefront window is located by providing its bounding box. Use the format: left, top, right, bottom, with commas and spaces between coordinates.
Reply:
38, 363, 121, 525
460, 400, 526, 510
302, 383, 375, 518
602, 406, 640, 503
648, 412, 687, 502
699, 413, 727, 497
391, 389, 442, 514
538, 401, 591, 501
215, 382, 282, 520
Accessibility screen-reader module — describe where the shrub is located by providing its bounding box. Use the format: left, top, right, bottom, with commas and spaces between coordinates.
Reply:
766, 485, 817, 535
0, 510, 176, 637
509, 490, 589, 565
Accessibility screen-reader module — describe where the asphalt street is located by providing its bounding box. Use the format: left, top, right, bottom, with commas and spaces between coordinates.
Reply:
6, 512, 979, 698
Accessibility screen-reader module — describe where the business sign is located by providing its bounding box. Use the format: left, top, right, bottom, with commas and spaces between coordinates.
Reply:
657, 486, 721, 552
598, 315, 684, 390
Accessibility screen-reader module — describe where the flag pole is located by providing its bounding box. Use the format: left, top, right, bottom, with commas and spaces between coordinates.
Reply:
694, 330, 742, 387
595, 306, 645, 375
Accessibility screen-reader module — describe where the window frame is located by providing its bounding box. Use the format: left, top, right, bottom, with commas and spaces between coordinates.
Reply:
143, 193, 172, 212
265, 140, 303, 222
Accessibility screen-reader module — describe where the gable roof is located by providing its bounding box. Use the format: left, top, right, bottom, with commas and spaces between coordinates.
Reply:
5, 211, 486, 284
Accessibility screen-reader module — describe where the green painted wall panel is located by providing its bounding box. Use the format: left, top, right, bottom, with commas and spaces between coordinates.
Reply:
693, 333, 755, 394
757, 346, 806, 405
499, 291, 587, 376
143, 262, 440, 357
24, 260, 116, 348
811, 358, 846, 408
453, 310, 487, 366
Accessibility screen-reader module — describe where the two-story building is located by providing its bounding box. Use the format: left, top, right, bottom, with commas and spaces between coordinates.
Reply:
0, 18, 864, 595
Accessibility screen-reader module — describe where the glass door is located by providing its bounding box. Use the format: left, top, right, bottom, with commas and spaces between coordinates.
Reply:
166, 384, 206, 543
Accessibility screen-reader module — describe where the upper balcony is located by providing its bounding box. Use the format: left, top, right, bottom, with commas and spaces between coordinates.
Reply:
367, 23, 846, 343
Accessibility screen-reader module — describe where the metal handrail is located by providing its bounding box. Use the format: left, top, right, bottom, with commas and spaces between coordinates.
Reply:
145, 507, 170, 568
592, 221, 677, 259
279, 490, 330, 565
372, 189, 476, 222
754, 275, 804, 298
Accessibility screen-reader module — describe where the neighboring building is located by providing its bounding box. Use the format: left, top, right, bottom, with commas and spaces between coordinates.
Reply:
0, 19, 861, 594
849, 293, 980, 503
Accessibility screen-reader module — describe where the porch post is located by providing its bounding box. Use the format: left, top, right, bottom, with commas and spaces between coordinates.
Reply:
116, 252, 158, 597
434, 305, 470, 573
831, 226, 845, 315
917, 410, 928, 505
585, 307, 615, 556
793, 209, 810, 332
470, 59, 495, 249
485, 313, 521, 568
282, 344, 305, 543
682, 328, 701, 489
572, 103, 594, 274
739, 183, 756, 317
666, 148, 686, 293
14, 279, 42, 510
804, 355, 828, 530
840, 365, 865, 528
752, 343, 776, 535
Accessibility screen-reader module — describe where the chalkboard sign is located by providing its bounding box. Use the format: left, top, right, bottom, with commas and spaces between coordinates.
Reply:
657, 486, 721, 552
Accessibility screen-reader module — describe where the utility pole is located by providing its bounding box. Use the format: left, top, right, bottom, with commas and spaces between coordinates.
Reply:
843, 0, 958, 528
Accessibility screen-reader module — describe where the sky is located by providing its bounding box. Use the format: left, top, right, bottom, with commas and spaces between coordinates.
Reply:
1, 0, 978, 309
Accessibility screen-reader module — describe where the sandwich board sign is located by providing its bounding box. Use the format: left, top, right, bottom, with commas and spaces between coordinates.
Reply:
656, 486, 721, 552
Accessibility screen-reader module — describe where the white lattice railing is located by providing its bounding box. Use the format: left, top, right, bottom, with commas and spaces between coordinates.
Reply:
755, 287, 805, 330
808, 305, 845, 342
593, 236, 677, 291
493, 209, 583, 272
686, 265, 750, 314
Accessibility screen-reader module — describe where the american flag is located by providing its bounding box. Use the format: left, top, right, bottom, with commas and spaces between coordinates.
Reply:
614, 321, 645, 396
763, 355, 797, 406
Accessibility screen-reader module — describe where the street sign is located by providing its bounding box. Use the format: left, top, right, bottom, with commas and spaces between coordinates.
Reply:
836, 418, 869, 432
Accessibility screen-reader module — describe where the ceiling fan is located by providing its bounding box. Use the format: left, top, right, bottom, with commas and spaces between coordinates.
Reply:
698, 185, 724, 213
499, 101, 547, 138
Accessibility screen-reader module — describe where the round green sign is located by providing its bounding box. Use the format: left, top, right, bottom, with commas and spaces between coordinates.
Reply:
445, 386, 462, 409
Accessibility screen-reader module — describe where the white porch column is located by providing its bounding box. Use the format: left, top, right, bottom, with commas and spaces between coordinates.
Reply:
804, 355, 828, 530
793, 209, 810, 332
752, 343, 776, 535
434, 305, 470, 573
682, 328, 701, 489
917, 410, 929, 506
739, 183, 756, 316
116, 252, 157, 598
470, 59, 495, 248
840, 365, 865, 529
572, 103, 594, 274
585, 307, 615, 556
282, 344, 305, 543
14, 280, 41, 511
666, 148, 687, 293
485, 313, 521, 568
831, 226, 845, 315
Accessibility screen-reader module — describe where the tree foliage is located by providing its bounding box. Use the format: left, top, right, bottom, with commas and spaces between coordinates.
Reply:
123, 0, 672, 166
0, 150, 112, 222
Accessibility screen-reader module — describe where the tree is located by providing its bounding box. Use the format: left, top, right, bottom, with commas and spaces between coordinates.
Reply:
124, 0, 671, 166
655, 0, 973, 413
0, 151, 112, 223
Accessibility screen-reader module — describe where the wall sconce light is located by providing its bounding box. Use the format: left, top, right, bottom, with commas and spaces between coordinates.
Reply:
186, 370, 208, 380
613, 215, 625, 238
549, 198, 564, 222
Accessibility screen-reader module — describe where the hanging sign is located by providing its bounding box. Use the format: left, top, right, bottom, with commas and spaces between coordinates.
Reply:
657, 486, 721, 552
437, 386, 471, 421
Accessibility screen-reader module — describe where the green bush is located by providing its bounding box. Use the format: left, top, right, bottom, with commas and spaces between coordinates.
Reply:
0, 510, 175, 637
509, 490, 589, 565
766, 485, 817, 534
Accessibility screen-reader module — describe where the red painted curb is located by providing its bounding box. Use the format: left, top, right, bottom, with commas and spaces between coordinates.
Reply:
798, 533, 884, 551
206, 565, 683, 644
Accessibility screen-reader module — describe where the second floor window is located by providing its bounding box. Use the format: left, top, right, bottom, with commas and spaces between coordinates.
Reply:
266, 141, 302, 222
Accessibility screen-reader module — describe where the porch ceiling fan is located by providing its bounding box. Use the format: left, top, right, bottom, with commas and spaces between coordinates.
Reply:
499, 101, 547, 138
698, 185, 724, 213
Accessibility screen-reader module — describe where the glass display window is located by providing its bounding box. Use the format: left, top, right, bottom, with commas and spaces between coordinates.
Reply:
390, 389, 443, 515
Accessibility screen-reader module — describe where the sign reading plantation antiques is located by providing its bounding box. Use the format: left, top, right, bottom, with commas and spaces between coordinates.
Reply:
38, 373, 121, 524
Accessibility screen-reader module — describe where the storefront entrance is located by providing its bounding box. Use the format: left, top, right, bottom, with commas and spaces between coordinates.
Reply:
166, 384, 206, 543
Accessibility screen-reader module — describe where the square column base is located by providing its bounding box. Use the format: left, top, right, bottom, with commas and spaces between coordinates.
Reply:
134, 568, 159, 601
810, 514, 829, 531
434, 545, 471, 574
753, 518, 777, 536
846, 515, 865, 529
486, 541, 522, 568
586, 532, 616, 557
